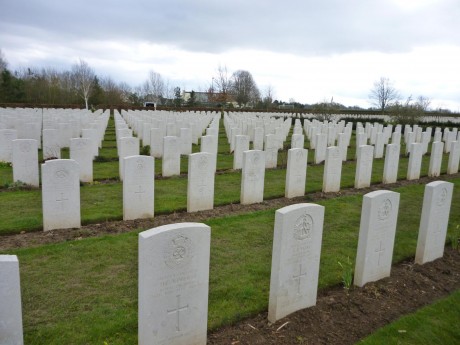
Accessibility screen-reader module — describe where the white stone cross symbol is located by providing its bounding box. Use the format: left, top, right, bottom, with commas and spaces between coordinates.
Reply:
56, 192, 68, 209
167, 294, 189, 332
375, 240, 385, 266
134, 185, 145, 200
292, 263, 307, 295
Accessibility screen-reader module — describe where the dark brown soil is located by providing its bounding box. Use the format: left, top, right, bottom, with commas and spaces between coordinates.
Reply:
207, 248, 460, 345
0, 174, 459, 345
0, 173, 458, 251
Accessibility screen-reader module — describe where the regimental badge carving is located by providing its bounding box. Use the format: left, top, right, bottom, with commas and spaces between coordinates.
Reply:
293, 212, 314, 240
437, 188, 448, 206
54, 169, 69, 179
136, 158, 145, 171
378, 199, 392, 221
164, 234, 193, 269
19, 141, 31, 153
332, 149, 340, 160
253, 153, 260, 165
295, 149, 303, 160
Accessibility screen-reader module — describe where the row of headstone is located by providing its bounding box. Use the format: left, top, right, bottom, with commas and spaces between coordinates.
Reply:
268, 180, 454, 322
2, 180, 453, 344
39, 136, 460, 231
115, 111, 220, 179
0, 109, 109, 163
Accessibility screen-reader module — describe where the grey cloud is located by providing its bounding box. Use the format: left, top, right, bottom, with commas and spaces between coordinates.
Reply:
1, 0, 459, 57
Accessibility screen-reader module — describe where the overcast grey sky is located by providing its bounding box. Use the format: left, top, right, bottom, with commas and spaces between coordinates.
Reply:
1, 0, 459, 110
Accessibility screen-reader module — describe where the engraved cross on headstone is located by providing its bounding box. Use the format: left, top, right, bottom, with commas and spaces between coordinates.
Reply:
167, 294, 189, 332
375, 240, 385, 266
292, 263, 307, 295
56, 192, 68, 209
134, 185, 145, 200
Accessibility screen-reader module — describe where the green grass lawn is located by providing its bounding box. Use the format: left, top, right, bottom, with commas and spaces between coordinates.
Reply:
1, 179, 459, 344
0, 144, 455, 235
357, 289, 460, 345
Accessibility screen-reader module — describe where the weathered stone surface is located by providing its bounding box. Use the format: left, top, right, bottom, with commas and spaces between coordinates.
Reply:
354, 190, 400, 287
415, 181, 454, 264
187, 152, 215, 212
241, 150, 265, 204
285, 148, 308, 198
138, 223, 210, 345
0, 255, 24, 345
123, 155, 154, 221
268, 203, 325, 322
41, 159, 80, 231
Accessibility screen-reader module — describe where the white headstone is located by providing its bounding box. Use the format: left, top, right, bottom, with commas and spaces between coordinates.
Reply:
187, 152, 215, 212
382, 144, 400, 184
374, 132, 385, 159
291, 134, 304, 149
233, 135, 249, 170
0, 129, 18, 163
391, 131, 401, 145
162, 136, 181, 177
268, 203, 324, 323
123, 155, 154, 221
264, 134, 278, 169
150, 128, 164, 158
428, 141, 444, 177
138, 223, 210, 345
42, 129, 61, 160
12, 139, 39, 187
70, 138, 93, 183
405, 131, 414, 155
322, 146, 342, 193
337, 133, 348, 161
81, 128, 99, 157
241, 150, 265, 204
354, 190, 400, 287
415, 181, 454, 264
407, 142, 423, 180
314, 133, 327, 164
447, 141, 460, 174
285, 148, 308, 198
41, 159, 81, 231
0, 255, 24, 345
355, 145, 374, 189
180, 128, 192, 155
253, 127, 264, 151
119, 137, 140, 181
200, 135, 218, 156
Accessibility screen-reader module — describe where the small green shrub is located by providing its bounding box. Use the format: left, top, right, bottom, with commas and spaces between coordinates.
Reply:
140, 145, 150, 156
337, 257, 354, 291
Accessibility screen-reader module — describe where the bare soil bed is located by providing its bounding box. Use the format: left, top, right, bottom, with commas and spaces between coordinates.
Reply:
207, 248, 460, 345
1, 174, 457, 251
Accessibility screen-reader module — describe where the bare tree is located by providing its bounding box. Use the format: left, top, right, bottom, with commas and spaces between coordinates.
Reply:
231, 70, 260, 107
147, 71, 165, 103
213, 65, 232, 103
312, 98, 339, 122
416, 95, 431, 111
71, 59, 95, 109
101, 76, 123, 104
369, 77, 400, 113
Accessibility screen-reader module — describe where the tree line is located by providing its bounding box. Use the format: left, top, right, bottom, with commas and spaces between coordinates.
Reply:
0, 49, 455, 117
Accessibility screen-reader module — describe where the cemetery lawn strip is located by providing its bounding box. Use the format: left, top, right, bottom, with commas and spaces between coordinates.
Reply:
207, 249, 460, 345
1, 178, 459, 344
357, 288, 460, 345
